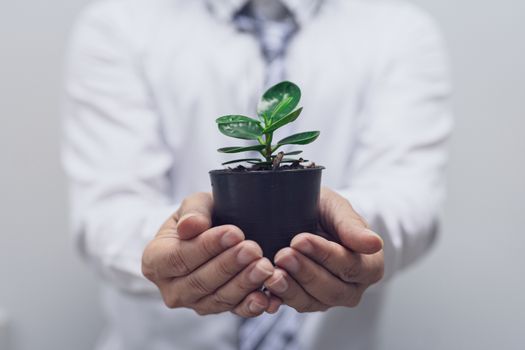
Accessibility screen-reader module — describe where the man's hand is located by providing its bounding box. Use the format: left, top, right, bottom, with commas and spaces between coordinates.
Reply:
142, 192, 281, 317
264, 187, 384, 312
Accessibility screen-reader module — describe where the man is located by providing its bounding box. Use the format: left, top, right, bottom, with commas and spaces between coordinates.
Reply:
62, 0, 452, 349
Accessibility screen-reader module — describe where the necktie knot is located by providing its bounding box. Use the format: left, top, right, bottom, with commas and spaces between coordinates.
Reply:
233, 0, 298, 85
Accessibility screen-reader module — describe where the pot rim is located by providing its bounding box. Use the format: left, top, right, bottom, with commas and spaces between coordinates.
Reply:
209, 165, 325, 175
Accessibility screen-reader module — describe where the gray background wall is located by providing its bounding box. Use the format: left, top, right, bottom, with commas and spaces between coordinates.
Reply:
0, 0, 523, 349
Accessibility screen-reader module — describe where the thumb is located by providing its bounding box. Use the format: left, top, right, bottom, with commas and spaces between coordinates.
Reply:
319, 188, 383, 254
339, 226, 383, 255
175, 192, 214, 240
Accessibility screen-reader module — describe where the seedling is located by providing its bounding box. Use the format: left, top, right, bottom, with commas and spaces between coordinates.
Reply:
216, 81, 320, 169
210, 81, 324, 258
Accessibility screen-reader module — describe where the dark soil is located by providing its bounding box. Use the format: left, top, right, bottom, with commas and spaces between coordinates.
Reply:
229, 161, 318, 172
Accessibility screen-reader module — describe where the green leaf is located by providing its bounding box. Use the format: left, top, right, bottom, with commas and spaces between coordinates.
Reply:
281, 158, 308, 163
283, 150, 303, 156
257, 81, 301, 123
277, 131, 320, 146
216, 115, 264, 140
216, 115, 259, 124
217, 145, 266, 153
248, 160, 272, 165
263, 107, 303, 133
222, 158, 262, 165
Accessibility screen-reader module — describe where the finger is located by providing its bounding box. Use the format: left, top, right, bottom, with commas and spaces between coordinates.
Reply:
290, 233, 362, 283
274, 248, 361, 307
264, 268, 327, 313
232, 291, 270, 318
163, 241, 263, 306
175, 192, 214, 240
319, 187, 383, 254
266, 295, 282, 314
194, 258, 274, 313
142, 224, 244, 280
291, 233, 384, 285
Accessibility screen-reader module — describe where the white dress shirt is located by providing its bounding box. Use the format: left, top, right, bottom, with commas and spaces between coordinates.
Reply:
62, 0, 452, 349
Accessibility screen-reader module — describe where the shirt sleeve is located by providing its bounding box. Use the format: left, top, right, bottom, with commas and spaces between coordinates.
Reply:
61, 3, 177, 294
338, 7, 453, 281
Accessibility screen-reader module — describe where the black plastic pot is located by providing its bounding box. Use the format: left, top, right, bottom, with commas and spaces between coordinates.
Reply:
209, 167, 324, 260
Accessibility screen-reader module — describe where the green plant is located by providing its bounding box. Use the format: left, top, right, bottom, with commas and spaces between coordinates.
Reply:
216, 81, 320, 169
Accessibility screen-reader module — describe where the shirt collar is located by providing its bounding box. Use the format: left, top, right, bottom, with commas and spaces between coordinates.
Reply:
205, 0, 324, 26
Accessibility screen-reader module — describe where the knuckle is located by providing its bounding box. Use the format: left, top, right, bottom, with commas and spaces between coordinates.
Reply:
344, 288, 363, 308
162, 292, 182, 309
340, 262, 360, 282
299, 268, 317, 286
318, 243, 333, 265
186, 273, 212, 296
236, 272, 255, 291
167, 249, 191, 276
200, 234, 219, 257
193, 308, 206, 316
192, 305, 211, 316
141, 255, 156, 282
296, 298, 316, 313
211, 292, 237, 311
141, 243, 159, 281
347, 295, 362, 308
325, 285, 348, 306
141, 263, 156, 282
215, 257, 237, 277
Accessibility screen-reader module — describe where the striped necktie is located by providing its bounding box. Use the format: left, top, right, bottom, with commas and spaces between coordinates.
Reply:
238, 306, 304, 350
233, 2, 304, 349
234, 0, 298, 87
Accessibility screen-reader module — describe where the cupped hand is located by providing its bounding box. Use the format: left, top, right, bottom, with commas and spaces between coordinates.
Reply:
264, 187, 384, 312
142, 192, 281, 317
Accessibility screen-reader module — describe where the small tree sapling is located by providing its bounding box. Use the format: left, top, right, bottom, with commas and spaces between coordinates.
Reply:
216, 81, 320, 169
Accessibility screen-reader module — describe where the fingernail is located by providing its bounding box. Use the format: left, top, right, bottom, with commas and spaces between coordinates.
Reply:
279, 255, 299, 274
177, 213, 196, 228
266, 298, 282, 314
377, 235, 384, 248
365, 229, 384, 248
238, 248, 258, 265
294, 239, 314, 255
248, 301, 265, 314
249, 260, 273, 283
268, 303, 281, 314
220, 230, 243, 248
268, 274, 288, 293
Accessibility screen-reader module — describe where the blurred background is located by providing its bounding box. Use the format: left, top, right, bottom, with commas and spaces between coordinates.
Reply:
0, 0, 523, 349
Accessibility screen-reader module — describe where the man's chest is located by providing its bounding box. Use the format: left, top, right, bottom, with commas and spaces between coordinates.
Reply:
132, 3, 381, 188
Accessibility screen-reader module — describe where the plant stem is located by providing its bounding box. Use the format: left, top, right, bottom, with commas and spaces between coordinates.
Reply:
272, 151, 284, 170
264, 132, 273, 162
